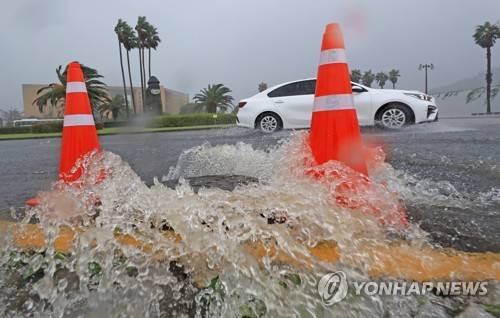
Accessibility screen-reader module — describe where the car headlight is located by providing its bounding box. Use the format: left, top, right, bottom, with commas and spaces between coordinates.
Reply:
404, 93, 433, 102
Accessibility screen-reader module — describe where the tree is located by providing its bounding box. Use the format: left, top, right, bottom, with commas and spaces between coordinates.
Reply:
258, 82, 268, 92
33, 63, 110, 116
145, 23, 161, 79
473, 21, 500, 114
121, 21, 138, 114
0, 108, 23, 126
136, 16, 148, 105
389, 69, 401, 89
193, 84, 234, 113
375, 71, 389, 89
350, 69, 362, 83
115, 19, 130, 119
98, 95, 129, 121
361, 70, 375, 87
136, 16, 157, 104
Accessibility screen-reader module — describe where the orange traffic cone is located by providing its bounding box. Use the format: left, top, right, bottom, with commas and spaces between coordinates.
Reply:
26, 62, 102, 206
306, 23, 407, 227
309, 23, 368, 176
58, 62, 101, 183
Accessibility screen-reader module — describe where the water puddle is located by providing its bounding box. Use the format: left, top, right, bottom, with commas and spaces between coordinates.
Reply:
0, 131, 498, 317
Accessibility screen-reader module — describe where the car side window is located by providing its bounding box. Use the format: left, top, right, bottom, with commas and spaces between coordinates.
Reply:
267, 80, 317, 98
267, 83, 296, 98
300, 80, 316, 95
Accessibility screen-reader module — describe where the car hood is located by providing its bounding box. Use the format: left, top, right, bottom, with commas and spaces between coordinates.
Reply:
371, 88, 426, 95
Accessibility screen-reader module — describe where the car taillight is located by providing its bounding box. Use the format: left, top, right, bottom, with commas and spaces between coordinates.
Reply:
238, 102, 247, 108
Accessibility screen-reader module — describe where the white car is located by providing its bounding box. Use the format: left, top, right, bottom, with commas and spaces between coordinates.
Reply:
236, 78, 438, 132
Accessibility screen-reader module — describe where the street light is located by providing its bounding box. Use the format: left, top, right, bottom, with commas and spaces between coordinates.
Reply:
418, 63, 434, 94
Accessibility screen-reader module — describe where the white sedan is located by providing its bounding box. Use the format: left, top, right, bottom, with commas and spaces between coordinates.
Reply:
236, 78, 438, 133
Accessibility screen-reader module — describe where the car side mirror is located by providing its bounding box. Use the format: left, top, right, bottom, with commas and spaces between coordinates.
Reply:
352, 86, 364, 93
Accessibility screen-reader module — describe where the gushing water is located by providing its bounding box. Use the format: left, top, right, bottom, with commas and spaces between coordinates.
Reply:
0, 131, 497, 317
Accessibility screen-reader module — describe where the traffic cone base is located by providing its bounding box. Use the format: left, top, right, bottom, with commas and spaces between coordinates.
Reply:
26, 197, 39, 207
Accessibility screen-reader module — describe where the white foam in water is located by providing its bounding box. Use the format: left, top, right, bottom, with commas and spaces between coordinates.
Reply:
0, 132, 495, 317
164, 141, 283, 182
478, 188, 500, 208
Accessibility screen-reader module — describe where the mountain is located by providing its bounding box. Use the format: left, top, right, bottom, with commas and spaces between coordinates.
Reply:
429, 67, 500, 94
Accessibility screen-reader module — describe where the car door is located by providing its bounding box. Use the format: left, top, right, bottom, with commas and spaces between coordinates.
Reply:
268, 80, 315, 127
351, 84, 372, 125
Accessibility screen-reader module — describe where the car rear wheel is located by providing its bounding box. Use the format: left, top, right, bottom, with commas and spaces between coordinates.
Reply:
377, 105, 411, 129
257, 113, 282, 133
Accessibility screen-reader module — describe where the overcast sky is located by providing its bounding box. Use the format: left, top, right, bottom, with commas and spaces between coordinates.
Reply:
1, 0, 499, 111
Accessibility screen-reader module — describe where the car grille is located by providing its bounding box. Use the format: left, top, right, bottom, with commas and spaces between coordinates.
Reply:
427, 105, 437, 118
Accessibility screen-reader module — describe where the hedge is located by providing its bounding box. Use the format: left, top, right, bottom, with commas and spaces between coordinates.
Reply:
30, 121, 64, 133
147, 113, 236, 128
103, 121, 133, 128
0, 121, 104, 134
0, 113, 233, 135
0, 126, 31, 134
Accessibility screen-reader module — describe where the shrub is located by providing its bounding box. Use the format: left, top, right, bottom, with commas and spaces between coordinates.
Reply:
95, 121, 104, 130
0, 126, 31, 134
30, 121, 103, 133
147, 113, 236, 128
102, 121, 131, 128
0, 120, 104, 135
30, 122, 64, 133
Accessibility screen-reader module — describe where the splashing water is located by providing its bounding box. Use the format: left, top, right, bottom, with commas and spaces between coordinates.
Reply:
0, 131, 497, 317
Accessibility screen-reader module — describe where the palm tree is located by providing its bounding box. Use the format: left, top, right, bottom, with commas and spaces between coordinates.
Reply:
361, 70, 375, 87
145, 24, 161, 78
350, 69, 362, 83
136, 16, 151, 104
375, 71, 389, 89
193, 84, 234, 113
121, 22, 138, 114
388, 69, 400, 89
258, 82, 268, 92
473, 21, 500, 114
136, 16, 146, 104
31, 69, 69, 115
98, 95, 129, 121
115, 19, 130, 119
33, 63, 110, 116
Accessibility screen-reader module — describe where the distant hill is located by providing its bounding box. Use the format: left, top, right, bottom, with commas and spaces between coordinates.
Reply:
429, 67, 500, 117
429, 67, 500, 94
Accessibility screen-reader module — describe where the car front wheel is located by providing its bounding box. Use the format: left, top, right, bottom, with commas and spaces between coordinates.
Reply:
257, 113, 282, 133
377, 105, 411, 129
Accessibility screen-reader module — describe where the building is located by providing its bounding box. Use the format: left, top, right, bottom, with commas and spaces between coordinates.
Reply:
22, 84, 189, 119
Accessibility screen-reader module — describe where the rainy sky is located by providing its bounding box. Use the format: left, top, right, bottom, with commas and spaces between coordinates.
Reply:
1, 0, 499, 111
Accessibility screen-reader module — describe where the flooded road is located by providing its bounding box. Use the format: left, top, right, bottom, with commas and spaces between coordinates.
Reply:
0, 117, 498, 317
1, 118, 498, 253
364, 118, 500, 253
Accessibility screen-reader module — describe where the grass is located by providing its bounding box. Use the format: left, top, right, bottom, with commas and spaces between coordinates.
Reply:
0, 124, 236, 140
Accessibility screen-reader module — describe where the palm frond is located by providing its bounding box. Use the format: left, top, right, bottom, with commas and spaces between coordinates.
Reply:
194, 83, 234, 113
34, 62, 110, 114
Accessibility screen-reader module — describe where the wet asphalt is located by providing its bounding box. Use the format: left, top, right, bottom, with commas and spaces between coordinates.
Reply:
0, 117, 499, 253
